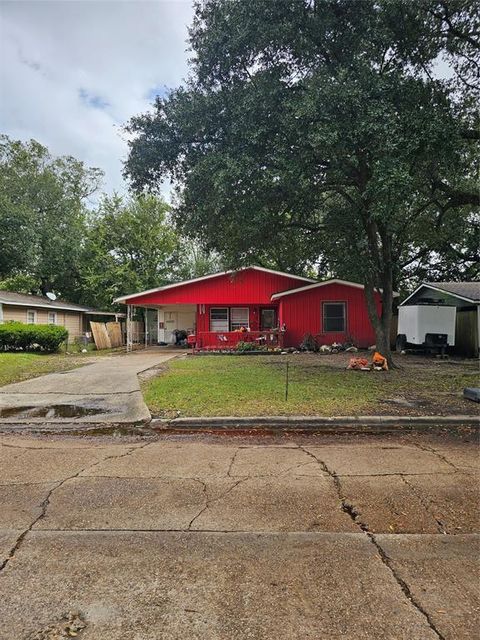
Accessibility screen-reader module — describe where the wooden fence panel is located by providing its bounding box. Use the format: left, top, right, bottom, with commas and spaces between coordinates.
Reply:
106, 322, 123, 348
90, 321, 111, 350
455, 309, 478, 356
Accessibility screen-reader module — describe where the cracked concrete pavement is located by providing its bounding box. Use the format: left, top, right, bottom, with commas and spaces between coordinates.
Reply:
0, 349, 179, 424
0, 429, 478, 639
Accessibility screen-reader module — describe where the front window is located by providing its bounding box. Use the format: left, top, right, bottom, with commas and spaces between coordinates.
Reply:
323, 302, 346, 332
210, 307, 229, 332
48, 311, 57, 324
230, 307, 249, 331
26, 310, 37, 325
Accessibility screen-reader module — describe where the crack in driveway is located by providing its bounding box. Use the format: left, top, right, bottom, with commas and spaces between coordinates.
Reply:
188, 477, 249, 530
0, 441, 151, 575
296, 445, 447, 640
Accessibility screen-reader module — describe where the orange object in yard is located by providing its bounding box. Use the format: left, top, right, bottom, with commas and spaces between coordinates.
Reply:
347, 357, 370, 370
372, 351, 388, 370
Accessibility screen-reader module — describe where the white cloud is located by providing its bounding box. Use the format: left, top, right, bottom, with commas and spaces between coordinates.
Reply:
0, 0, 194, 197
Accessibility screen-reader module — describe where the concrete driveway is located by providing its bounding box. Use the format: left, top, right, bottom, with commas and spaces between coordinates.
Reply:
0, 349, 178, 425
0, 429, 478, 639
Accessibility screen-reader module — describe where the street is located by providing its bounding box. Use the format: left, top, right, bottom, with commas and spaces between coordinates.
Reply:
0, 428, 478, 639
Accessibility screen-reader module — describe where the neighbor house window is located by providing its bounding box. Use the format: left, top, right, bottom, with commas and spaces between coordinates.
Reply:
47, 311, 57, 324
210, 308, 229, 332
26, 310, 37, 325
230, 308, 249, 331
323, 302, 346, 332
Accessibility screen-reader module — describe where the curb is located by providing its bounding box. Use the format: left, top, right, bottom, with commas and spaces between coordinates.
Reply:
0, 415, 476, 437
150, 415, 479, 432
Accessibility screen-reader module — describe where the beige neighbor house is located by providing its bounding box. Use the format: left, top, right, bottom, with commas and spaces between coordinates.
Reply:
0, 290, 122, 340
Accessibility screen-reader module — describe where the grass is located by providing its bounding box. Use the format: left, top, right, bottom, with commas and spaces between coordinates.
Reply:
0, 348, 124, 387
142, 354, 478, 417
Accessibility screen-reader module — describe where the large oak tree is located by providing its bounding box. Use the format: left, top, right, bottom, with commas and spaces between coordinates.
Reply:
125, 0, 479, 361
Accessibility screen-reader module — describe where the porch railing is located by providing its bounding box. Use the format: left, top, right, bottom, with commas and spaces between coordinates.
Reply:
195, 330, 281, 350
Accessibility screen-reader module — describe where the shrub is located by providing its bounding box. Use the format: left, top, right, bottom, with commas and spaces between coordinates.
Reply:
299, 333, 319, 352
236, 340, 261, 352
0, 321, 68, 353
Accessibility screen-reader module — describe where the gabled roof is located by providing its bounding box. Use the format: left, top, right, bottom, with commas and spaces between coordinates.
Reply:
271, 279, 399, 300
0, 290, 119, 315
401, 282, 480, 306
114, 266, 316, 303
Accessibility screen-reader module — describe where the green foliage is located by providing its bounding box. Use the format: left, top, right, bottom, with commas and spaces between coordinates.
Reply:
0, 274, 38, 294
0, 132, 216, 310
80, 194, 179, 309
236, 340, 261, 352
125, 0, 479, 359
0, 321, 68, 353
299, 334, 319, 353
0, 135, 103, 298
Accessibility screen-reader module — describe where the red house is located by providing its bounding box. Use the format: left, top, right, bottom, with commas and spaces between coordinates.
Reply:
115, 266, 384, 349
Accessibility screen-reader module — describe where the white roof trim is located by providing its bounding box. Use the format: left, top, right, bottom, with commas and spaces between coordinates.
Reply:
114, 266, 316, 303
0, 299, 119, 314
400, 283, 478, 306
84, 310, 125, 316
0, 299, 88, 312
271, 279, 399, 300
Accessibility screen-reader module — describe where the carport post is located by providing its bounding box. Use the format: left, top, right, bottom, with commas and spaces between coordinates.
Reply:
145, 307, 148, 348
126, 304, 132, 352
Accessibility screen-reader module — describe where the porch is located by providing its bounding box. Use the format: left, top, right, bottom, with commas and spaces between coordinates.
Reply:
195, 329, 282, 351
125, 302, 281, 351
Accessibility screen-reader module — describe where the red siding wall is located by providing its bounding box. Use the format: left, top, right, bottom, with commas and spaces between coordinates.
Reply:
124, 269, 307, 306
280, 283, 381, 348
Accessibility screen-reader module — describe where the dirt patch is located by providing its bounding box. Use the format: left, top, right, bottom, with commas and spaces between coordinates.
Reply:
138, 363, 169, 382
27, 611, 86, 639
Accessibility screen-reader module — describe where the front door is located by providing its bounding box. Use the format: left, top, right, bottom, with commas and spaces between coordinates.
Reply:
260, 308, 277, 330
146, 309, 158, 344
164, 311, 177, 344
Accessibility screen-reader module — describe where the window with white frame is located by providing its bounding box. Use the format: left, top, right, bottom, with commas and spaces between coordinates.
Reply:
26, 309, 37, 325
230, 307, 249, 331
323, 302, 346, 332
210, 307, 229, 332
47, 311, 57, 324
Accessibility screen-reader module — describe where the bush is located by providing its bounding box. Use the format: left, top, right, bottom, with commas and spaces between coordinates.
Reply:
236, 340, 262, 352
299, 333, 319, 352
0, 321, 68, 353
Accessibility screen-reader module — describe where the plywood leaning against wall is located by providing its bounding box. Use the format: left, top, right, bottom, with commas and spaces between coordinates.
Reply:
106, 322, 123, 348
90, 321, 111, 350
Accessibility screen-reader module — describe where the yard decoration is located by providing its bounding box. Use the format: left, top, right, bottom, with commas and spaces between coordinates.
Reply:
372, 352, 389, 371
347, 357, 370, 371
347, 352, 389, 371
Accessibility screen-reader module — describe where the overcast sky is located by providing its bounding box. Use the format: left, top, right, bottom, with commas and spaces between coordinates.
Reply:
0, 0, 194, 197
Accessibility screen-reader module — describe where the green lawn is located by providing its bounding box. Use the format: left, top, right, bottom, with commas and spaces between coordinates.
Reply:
0, 349, 123, 387
142, 354, 477, 417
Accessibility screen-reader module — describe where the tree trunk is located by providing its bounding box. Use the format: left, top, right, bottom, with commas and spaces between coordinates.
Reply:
362, 219, 396, 368
363, 279, 395, 367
